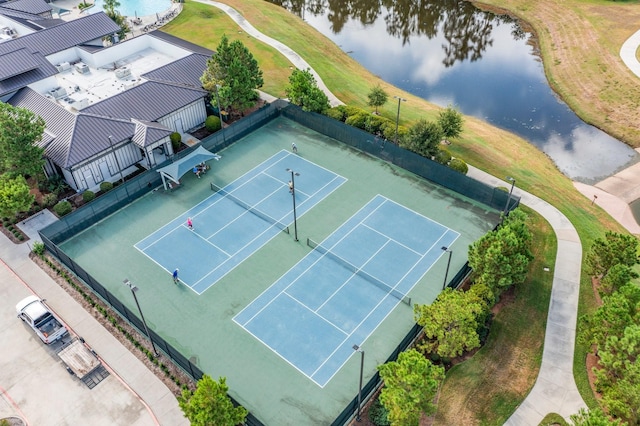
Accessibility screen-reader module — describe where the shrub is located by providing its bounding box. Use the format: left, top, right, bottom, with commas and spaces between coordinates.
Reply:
100, 181, 113, 192
369, 397, 391, 426
82, 190, 95, 203
340, 105, 367, 118
32, 241, 45, 255
42, 193, 58, 207
170, 132, 182, 151
53, 200, 72, 217
40, 175, 69, 196
345, 112, 370, 130
366, 114, 392, 135
205, 115, 221, 132
449, 157, 468, 174
325, 107, 345, 121
435, 147, 452, 165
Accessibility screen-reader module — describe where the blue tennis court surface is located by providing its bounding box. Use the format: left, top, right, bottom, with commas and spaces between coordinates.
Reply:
234, 195, 460, 386
135, 150, 346, 294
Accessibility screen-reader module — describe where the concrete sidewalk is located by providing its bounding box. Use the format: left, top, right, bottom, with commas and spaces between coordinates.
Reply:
0, 230, 187, 425
199, 0, 344, 108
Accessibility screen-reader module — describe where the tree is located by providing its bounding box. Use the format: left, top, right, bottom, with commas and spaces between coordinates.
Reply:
401, 119, 443, 158
0, 103, 45, 178
178, 375, 247, 426
377, 349, 444, 426
102, 0, 120, 14
595, 324, 640, 424
200, 35, 264, 118
570, 408, 625, 426
285, 68, 330, 113
468, 208, 533, 293
367, 84, 388, 115
599, 263, 638, 297
102, 0, 129, 41
414, 287, 487, 358
0, 174, 34, 218
585, 231, 639, 279
579, 283, 640, 350
437, 105, 464, 142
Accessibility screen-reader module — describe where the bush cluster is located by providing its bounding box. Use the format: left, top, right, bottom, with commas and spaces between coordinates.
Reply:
53, 200, 72, 217
170, 132, 182, 151
205, 115, 221, 132
6, 224, 25, 240
99, 181, 113, 192
82, 190, 95, 203
42, 193, 58, 207
328, 105, 399, 141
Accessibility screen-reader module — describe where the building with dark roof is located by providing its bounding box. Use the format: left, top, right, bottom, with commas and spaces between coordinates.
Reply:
0, 4, 212, 191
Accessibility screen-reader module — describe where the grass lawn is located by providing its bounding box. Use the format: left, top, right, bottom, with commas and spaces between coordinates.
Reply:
161, 0, 633, 422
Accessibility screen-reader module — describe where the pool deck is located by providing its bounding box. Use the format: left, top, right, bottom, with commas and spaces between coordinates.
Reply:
50, 0, 182, 39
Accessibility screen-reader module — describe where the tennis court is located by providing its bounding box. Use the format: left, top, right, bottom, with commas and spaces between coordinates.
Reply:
58, 116, 499, 425
234, 195, 458, 386
135, 150, 346, 294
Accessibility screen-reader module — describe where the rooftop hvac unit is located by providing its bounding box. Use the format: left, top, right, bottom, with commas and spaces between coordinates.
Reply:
115, 67, 131, 79
74, 62, 90, 74
48, 87, 67, 99
55, 62, 71, 72
68, 98, 89, 110
62, 97, 89, 111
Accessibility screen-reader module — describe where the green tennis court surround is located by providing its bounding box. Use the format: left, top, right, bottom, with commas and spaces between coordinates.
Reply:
42, 102, 506, 425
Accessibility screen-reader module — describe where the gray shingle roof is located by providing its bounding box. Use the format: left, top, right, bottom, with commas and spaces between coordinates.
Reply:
0, 12, 120, 57
82, 80, 206, 122
8, 87, 136, 168
0, 48, 40, 80
142, 53, 209, 89
0, 7, 45, 24
0, 51, 57, 96
1, 0, 51, 15
132, 119, 172, 148
150, 31, 214, 56
69, 113, 135, 166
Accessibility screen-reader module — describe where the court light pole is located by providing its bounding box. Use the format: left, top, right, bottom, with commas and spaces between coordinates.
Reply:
441, 246, 452, 291
502, 177, 516, 218
286, 168, 300, 241
108, 135, 125, 185
393, 96, 406, 144
353, 344, 364, 422
123, 279, 159, 357
215, 84, 225, 143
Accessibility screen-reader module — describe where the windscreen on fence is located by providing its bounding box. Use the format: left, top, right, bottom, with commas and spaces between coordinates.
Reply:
280, 104, 520, 213
38, 100, 515, 426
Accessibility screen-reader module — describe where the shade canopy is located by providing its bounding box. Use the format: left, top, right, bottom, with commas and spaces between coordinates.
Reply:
157, 146, 221, 190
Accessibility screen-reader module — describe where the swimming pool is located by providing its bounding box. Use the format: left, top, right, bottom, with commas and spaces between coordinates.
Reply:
89, 0, 172, 18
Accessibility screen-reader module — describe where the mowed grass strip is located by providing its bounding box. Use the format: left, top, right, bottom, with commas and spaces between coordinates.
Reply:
436, 208, 555, 425
162, 0, 628, 420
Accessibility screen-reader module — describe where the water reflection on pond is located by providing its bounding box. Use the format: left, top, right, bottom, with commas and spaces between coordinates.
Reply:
269, 0, 638, 184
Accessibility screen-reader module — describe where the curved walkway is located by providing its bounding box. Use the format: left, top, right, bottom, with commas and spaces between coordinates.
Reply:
200, 0, 343, 107
468, 169, 587, 425
620, 29, 640, 78
202, 2, 589, 423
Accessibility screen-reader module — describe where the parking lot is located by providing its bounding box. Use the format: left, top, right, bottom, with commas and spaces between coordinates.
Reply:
0, 228, 186, 425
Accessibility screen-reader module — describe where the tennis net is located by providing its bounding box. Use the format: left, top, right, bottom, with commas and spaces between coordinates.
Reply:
307, 238, 411, 306
211, 183, 289, 233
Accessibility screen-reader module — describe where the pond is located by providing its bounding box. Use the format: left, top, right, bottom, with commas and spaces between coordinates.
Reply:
269, 0, 638, 184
